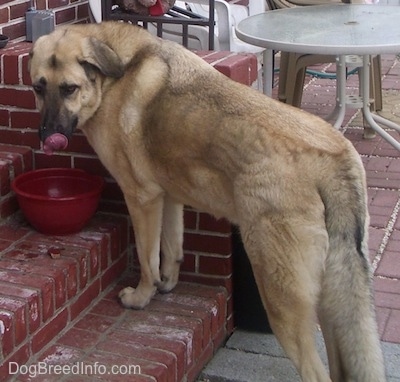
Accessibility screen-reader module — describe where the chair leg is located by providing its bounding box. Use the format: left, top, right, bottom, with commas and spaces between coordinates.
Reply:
278, 52, 299, 103
371, 55, 382, 112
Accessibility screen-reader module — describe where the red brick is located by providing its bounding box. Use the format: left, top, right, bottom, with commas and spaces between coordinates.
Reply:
148, 299, 212, 347
4, 246, 79, 300
0, 269, 54, 322
187, 341, 214, 382
127, 309, 203, 361
57, 327, 102, 350
173, 282, 227, 321
374, 291, 400, 310
154, 292, 220, 341
179, 273, 232, 294
0, 258, 67, 309
374, 277, 400, 294
24, 237, 90, 291
0, 151, 23, 176
0, 295, 27, 346
0, 239, 12, 252
0, 109, 9, 126
109, 329, 186, 381
101, 181, 125, 206
10, 111, 41, 129
1, 22, 25, 42
376, 306, 391, 339
0, 283, 41, 333
74, 154, 110, 175
375, 251, 400, 279
0, 195, 20, 219
38, 344, 84, 364
34, 152, 73, 169
382, 309, 400, 343
20, 54, 31, 87
0, 129, 40, 149
0, 144, 33, 172
181, 252, 196, 272
184, 209, 198, 230
9, 1, 30, 19
26, 232, 104, 277
0, 310, 14, 358
48, 0, 71, 7
89, 296, 125, 318
2, 55, 18, 85
92, 214, 129, 257
0, 224, 30, 241
214, 54, 257, 85
98, 338, 177, 382
199, 51, 234, 64
77, 3, 89, 19
0, 344, 30, 382
0, 7, 9, 23
74, 313, 117, 333
101, 251, 128, 291
55, 7, 76, 24
69, 278, 101, 321
184, 232, 232, 255
198, 254, 233, 276
0, 162, 10, 196
31, 308, 69, 354
82, 351, 159, 381
119, 315, 196, 366
0, 88, 35, 109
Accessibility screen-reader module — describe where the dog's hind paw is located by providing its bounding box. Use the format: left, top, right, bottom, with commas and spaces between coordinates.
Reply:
157, 275, 178, 294
118, 285, 154, 309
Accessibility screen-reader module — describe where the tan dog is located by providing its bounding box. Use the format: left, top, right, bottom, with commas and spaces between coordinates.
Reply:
29, 22, 385, 381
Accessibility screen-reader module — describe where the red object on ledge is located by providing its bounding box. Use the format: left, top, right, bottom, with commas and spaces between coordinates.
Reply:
149, 0, 166, 16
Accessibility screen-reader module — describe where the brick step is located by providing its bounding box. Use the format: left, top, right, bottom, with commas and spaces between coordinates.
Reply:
0, 144, 229, 381
0, 212, 130, 381
14, 280, 227, 382
0, 145, 33, 220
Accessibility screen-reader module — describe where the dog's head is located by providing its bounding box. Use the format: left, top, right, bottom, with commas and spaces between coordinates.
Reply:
29, 27, 124, 154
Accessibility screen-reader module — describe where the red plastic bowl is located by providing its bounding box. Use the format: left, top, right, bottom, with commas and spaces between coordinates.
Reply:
12, 168, 104, 235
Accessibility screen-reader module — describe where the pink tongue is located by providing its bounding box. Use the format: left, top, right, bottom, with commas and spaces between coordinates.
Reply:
43, 133, 69, 156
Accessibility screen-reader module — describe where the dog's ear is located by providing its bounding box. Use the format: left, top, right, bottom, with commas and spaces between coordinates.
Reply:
81, 37, 124, 79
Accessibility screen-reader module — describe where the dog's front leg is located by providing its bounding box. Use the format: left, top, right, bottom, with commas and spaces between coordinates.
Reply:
119, 194, 164, 309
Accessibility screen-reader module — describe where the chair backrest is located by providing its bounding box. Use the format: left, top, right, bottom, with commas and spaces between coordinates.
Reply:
88, 0, 267, 51
187, 0, 267, 50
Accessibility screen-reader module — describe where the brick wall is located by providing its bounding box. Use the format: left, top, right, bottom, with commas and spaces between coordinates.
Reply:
0, 0, 89, 41
0, 22, 258, 331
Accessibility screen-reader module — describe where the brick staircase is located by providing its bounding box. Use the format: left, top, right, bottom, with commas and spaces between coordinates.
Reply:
0, 145, 228, 381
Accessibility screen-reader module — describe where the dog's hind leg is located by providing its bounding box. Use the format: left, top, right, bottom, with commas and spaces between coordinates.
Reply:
158, 195, 184, 293
119, 194, 164, 309
241, 216, 331, 382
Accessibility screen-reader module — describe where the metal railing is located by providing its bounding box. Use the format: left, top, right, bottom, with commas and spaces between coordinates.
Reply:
101, 0, 216, 49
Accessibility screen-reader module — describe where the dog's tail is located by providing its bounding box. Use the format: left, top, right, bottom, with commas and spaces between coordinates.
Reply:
318, 145, 386, 382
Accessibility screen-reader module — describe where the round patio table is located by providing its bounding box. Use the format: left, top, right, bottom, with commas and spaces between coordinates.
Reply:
236, 4, 400, 150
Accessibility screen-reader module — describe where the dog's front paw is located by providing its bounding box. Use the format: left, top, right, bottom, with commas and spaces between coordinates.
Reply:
118, 285, 155, 309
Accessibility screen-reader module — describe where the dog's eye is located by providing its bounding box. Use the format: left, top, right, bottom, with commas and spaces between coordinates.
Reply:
33, 84, 44, 96
60, 84, 79, 97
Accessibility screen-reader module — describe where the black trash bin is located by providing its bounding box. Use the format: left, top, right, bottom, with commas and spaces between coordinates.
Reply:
232, 227, 272, 333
